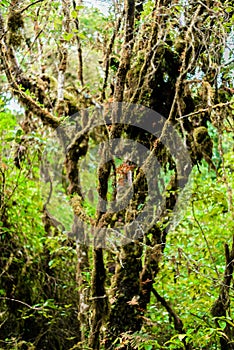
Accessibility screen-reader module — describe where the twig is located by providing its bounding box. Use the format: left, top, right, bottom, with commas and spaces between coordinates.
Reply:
152, 288, 183, 333
0, 296, 43, 310
167, 5, 202, 122
72, 0, 84, 86
20, 0, 45, 13
177, 101, 233, 120
101, 12, 123, 100
89, 295, 107, 300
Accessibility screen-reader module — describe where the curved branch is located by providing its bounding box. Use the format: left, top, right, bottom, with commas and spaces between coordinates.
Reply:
0, 38, 60, 128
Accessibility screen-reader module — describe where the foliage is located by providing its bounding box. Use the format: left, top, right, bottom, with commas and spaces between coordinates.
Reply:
0, 0, 234, 349
0, 105, 79, 349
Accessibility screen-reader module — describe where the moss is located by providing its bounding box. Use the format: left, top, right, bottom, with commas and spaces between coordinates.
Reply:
104, 242, 143, 347
193, 126, 209, 144
193, 126, 213, 164
193, 126, 213, 155
8, 11, 24, 48
8, 11, 24, 31
8, 32, 23, 47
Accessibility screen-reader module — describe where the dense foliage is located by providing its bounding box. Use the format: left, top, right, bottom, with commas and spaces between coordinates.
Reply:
0, 0, 233, 349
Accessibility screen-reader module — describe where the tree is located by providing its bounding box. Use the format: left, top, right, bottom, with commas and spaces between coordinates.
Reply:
0, 0, 233, 349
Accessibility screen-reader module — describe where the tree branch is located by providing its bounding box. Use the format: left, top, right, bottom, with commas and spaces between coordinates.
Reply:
0, 35, 60, 128
177, 101, 233, 120
152, 288, 191, 350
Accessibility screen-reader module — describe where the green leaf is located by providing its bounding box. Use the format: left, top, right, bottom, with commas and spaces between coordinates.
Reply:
71, 10, 77, 18
0, 0, 9, 7
75, 5, 84, 10
226, 7, 233, 13
63, 33, 74, 41
5, 137, 15, 142
77, 32, 87, 40
15, 129, 23, 137
218, 320, 226, 330
48, 259, 54, 267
